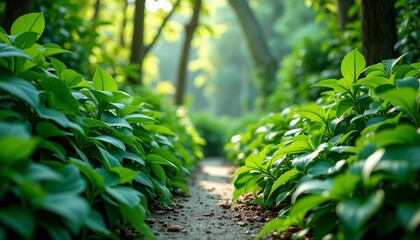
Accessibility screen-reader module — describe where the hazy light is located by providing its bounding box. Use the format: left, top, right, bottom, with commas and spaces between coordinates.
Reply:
145, 0, 173, 13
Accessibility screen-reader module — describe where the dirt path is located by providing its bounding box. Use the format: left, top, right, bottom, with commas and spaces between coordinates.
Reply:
147, 158, 269, 240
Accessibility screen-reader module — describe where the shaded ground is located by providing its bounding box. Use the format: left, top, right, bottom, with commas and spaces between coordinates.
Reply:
146, 158, 274, 240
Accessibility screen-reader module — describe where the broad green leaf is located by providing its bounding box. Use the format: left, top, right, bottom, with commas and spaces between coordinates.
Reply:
269, 167, 301, 196
24, 163, 62, 182
40, 221, 71, 240
40, 77, 79, 114
96, 169, 119, 187
395, 77, 419, 90
0, 136, 38, 165
273, 141, 314, 158
101, 112, 132, 129
336, 98, 354, 116
111, 166, 139, 184
289, 195, 330, 225
366, 124, 418, 148
0, 207, 34, 239
98, 147, 121, 168
94, 135, 126, 151
296, 105, 328, 124
120, 151, 145, 165
70, 158, 105, 190
37, 195, 89, 232
36, 121, 71, 138
13, 32, 37, 49
0, 43, 28, 59
11, 12, 45, 39
43, 165, 85, 195
120, 204, 154, 240
41, 43, 72, 56
37, 106, 84, 134
307, 159, 346, 177
341, 49, 366, 82
92, 65, 117, 92
258, 218, 291, 238
135, 172, 154, 189
0, 122, 30, 138
362, 149, 385, 182
60, 69, 83, 87
84, 209, 111, 236
382, 52, 409, 75
0, 74, 39, 107
379, 88, 418, 123
106, 186, 141, 208
397, 202, 420, 232
142, 124, 177, 136
337, 190, 384, 231
146, 154, 178, 169
328, 174, 360, 199
49, 57, 67, 76
151, 163, 166, 183
291, 179, 333, 203
38, 139, 66, 160
311, 79, 347, 93
125, 113, 157, 123
292, 143, 328, 170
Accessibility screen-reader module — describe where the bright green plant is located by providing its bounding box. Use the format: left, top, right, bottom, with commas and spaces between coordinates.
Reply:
227, 49, 420, 239
0, 12, 203, 240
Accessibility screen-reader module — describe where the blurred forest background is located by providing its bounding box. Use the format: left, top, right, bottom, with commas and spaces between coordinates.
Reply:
1, 0, 419, 156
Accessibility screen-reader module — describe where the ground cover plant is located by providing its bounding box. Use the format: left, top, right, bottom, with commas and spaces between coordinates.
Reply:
0, 13, 203, 240
226, 49, 420, 239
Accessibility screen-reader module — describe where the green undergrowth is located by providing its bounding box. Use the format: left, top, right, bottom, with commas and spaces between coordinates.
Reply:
0, 13, 203, 240
226, 49, 420, 239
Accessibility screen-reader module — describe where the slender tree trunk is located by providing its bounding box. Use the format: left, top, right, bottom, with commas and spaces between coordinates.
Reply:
337, 0, 355, 30
129, 0, 146, 85
129, 0, 181, 85
175, 0, 201, 105
120, 0, 129, 46
3, 0, 33, 33
227, 0, 277, 104
361, 0, 397, 65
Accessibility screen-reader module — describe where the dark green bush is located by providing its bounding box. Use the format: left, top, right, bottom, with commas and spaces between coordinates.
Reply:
0, 13, 203, 240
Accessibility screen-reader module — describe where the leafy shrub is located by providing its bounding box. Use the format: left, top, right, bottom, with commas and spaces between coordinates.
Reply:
227, 49, 420, 239
0, 12, 203, 240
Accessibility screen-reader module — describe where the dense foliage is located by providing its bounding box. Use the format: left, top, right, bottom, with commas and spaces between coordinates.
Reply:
0, 13, 203, 240
226, 49, 420, 239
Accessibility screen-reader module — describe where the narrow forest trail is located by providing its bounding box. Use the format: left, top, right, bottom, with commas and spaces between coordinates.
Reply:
146, 158, 274, 240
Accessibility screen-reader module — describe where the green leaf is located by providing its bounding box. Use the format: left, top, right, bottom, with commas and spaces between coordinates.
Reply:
120, 204, 154, 240
13, 32, 37, 49
379, 88, 419, 124
94, 135, 126, 151
395, 77, 419, 90
0, 43, 33, 59
289, 195, 330, 225
101, 112, 132, 129
50, 57, 67, 76
296, 105, 328, 124
92, 65, 117, 92
125, 113, 157, 123
258, 218, 290, 238
0, 136, 38, 165
0, 207, 34, 239
341, 49, 366, 82
0, 122, 30, 138
273, 141, 314, 157
60, 69, 83, 87
146, 154, 178, 169
70, 159, 106, 190
43, 165, 85, 195
36, 121, 71, 138
11, 12, 45, 40
269, 167, 301, 196
111, 166, 139, 184
40, 77, 79, 114
291, 179, 333, 203
135, 172, 154, 189
84, 209, 111, 236
336, 190, 385, 232
0, 74, 39, 107
37, 107, 84, 134
311, 79, 347, 93
24, 163, 62, 182
98, 147, 121, 168
142, 124, 177, 136
96, 169, 119, 187
397, 202, 420, 232
106, 186, 141, 208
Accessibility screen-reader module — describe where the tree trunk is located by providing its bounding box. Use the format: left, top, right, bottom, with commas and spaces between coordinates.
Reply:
120, 0, 129, 46
227, 0, 277, 104
337, 0, 355, 30
129, 0, 146, 85
128, 0, 180, 85
175, 0, 201, 105
361, 0, 397, 65
3, 0, 33, 33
